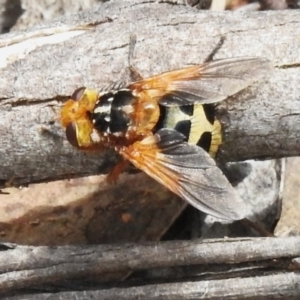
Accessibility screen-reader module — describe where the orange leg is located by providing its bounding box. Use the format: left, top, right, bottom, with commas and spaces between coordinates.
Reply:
106, 159, 129, 184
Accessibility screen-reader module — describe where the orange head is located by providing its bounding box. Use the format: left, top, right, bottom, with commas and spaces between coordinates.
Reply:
60, 87, 99, 148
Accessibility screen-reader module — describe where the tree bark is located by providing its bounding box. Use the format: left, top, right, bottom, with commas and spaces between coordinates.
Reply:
0, 1, 299, 185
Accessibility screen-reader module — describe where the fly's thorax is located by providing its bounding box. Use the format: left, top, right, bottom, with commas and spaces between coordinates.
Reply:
91, 89, 135, 137
90, 89, 160, 141
154, 104, 222, 157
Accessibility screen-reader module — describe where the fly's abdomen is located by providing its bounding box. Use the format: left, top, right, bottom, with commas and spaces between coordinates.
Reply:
155, 104, 222, 157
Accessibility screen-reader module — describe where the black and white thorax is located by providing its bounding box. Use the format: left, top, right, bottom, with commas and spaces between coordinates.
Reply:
90, 89, 136, 137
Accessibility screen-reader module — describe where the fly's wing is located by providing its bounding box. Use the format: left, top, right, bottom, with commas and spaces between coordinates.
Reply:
129, 57, 271, 106
120, 129, 247, 221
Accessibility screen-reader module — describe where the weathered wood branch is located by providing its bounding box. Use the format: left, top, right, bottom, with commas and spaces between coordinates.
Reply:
0, 0, 299, 185
1, 236, 300, 298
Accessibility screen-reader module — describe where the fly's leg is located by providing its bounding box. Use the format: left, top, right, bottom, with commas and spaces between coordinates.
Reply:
128, 34, 143, 82
241, 218, 275, 237
100, 35, 143, 92
107, 159, 129, 184
204, 36, 226, 63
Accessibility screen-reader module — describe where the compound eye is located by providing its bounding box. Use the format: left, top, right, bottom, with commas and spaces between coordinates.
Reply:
71, 87, 86, 101
65, 122, 79, 148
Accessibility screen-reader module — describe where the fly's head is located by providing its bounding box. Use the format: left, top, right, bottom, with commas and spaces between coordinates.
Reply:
61, 87, 101, 149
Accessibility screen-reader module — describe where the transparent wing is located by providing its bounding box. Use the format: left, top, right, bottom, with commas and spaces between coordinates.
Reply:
129, 57, 271, 106
120, 129, 247, 220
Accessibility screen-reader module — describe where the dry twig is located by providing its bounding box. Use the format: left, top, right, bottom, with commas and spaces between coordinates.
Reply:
1, 236, 300, 299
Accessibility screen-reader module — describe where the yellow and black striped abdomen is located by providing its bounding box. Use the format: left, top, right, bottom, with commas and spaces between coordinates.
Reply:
155, 104, 222, 157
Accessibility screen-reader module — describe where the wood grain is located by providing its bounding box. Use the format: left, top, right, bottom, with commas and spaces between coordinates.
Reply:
1, 236, 300, 299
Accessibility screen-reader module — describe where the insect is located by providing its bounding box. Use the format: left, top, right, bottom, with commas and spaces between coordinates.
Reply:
61, 54, 270, 221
